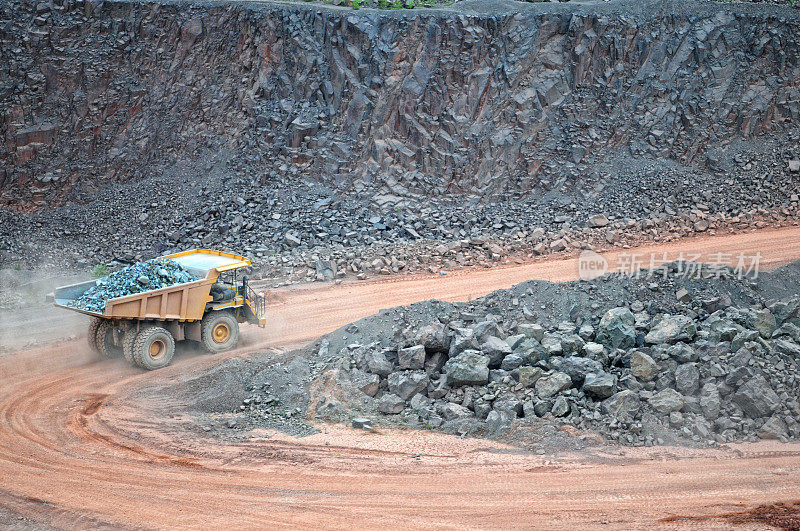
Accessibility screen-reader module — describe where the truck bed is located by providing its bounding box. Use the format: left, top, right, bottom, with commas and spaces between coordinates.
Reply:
54, 249, 251, 322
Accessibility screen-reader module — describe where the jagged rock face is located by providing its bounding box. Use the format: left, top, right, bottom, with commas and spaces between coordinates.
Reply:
2, 0, 799, 207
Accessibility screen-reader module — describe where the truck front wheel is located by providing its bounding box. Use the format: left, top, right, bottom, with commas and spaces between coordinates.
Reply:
201, 311, 239, 353
131, 326, 175, 370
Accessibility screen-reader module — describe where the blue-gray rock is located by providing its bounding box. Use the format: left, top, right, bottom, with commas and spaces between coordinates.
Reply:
440, 402, 472, 421
582, 371, 616, 399
68, 258, 198, 313
500, 353, 524, 371
551, 395, 570, 417
388, 371, 429, 401
666, 343, 698, 363
366, 350, 393, 376
449, 327, 477, 356
774, 339, 800, 357
645, 315, 697, 344
493, 395, 523, 417
535, 371, 572, 398
758, 415, 788, 440
350, 369, 380, 397
518, 366, 544, 388
485, 410, 514, 431
398, 344, 426, 370
517, 323, 545, 342
532, 399, 553, 417
443, 350, 489, 386
376, 393, 405, 414
751, 309, 777, 338
648, 388, 685, 413
601, 390, 641, 420
674, 363, 700, 395
699, 382, 721, 420
732, 376, 781, 418
481, 335, 512, 368
596, 307, 636, 349
552, 355, 603, 384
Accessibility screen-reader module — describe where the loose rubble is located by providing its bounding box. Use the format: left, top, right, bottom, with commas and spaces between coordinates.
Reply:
233, 259, 800, 448
67, 258, 197, 313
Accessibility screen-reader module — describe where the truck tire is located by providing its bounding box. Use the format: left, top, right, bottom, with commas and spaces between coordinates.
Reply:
96, 320, 123, 359
131, 326, 175, 370
122, 326, 138, 365
87, 317, 102, 353
201, 311, 239, 353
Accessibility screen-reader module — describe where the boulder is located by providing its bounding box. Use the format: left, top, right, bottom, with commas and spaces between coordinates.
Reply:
500, 353, 524, 371
505, 334, 526, 350
630, 351, 659, 381
648, 388, 685, 413
485, 410, 514, 431
414, 325, 450, 353
440, 402, 472, 421
732, 376, 781, 418
645, 315, 697, 344
758, 415, 788, 440
666, 343, 698, 363
541, 334, 564, 356
551, 396, 570, 417
582, 342, 609, 365
481, 336, 512, 368
376, 393, 405, 414
774, 339, 800, 357
493, 396, 523, 417
597, 307, 636, 349
350, 369, 380, 397
535, 371, 572, 398
398, 344, 426, 370
552, 355, 603, 384
752, 309, 777, 338
366, 350, 393, 376
699, 382, 721, 420
674, 363, 700, 395
449, 327, 477, 356
587, 213, 610, 228
388, 371, 429, 401
443, 350, 490, 386
517, 323, 545, 342
518, 366, 544, 388
601, 390, 641, 420
582, 371, 616, 399
558, 333, 583, 354
472, 319, 506, 341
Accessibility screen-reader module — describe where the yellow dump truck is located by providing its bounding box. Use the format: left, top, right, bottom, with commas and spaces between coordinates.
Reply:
54, 249, 266, 370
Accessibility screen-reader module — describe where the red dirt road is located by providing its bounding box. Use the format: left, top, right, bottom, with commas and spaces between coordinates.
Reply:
2, 226, 800, 529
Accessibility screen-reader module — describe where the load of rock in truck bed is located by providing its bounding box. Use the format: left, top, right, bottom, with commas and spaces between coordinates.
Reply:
67, 258, 198, 313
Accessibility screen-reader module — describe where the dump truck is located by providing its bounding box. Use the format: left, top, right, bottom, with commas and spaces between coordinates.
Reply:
54, 249, 266, 370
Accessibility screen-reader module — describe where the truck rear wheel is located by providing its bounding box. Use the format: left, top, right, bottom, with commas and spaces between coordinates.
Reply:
201, 311, 239, 353
96, 320, 123, 359
131, 326, 175, 370
87, 317, 102, 353
122, 326, 138, 364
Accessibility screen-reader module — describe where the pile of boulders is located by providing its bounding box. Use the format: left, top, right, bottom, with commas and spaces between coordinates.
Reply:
67, 258, 197, 313
308, 293, 800, 446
